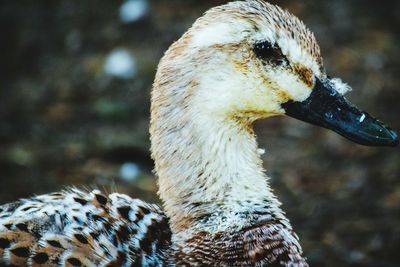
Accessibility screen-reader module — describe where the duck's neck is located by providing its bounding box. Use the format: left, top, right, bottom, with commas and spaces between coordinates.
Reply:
151, 96, 287, 236
150, 38, 289, 237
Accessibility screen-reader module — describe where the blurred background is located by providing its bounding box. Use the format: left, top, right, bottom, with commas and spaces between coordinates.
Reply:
0, 0, 399, 266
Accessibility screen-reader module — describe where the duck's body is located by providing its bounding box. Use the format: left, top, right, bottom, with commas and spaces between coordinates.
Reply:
0, 1, 397, 266
0, 189, 304, 266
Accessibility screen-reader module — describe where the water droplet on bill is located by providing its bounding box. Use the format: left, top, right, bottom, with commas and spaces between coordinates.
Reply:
359, 113, 366, 123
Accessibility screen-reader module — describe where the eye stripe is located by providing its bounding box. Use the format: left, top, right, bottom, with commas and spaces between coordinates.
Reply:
253, 41, 289, 66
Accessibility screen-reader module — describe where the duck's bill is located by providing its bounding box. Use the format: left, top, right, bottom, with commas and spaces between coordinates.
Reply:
282, 78, 399, 147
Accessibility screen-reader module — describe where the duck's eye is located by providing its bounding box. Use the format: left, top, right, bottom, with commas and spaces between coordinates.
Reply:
253, 41, 289, 67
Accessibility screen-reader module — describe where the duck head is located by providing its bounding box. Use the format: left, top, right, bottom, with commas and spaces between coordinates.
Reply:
173, 0, 398, 147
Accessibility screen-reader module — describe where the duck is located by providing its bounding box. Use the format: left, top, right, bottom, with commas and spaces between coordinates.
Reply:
0, 1, 398, 266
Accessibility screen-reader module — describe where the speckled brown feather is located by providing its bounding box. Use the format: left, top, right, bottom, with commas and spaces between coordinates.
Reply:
0, 189, 171, 266
172, 219, 307, 267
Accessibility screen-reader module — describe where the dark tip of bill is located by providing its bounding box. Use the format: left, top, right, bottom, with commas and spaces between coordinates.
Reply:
388, 128, 399, 147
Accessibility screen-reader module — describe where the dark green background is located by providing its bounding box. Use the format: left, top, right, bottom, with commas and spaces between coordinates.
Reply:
0, 1, 399, 266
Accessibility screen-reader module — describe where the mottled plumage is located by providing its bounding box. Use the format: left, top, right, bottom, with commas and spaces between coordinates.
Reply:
0, 189, 171, 266
0, 189, 306, 266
